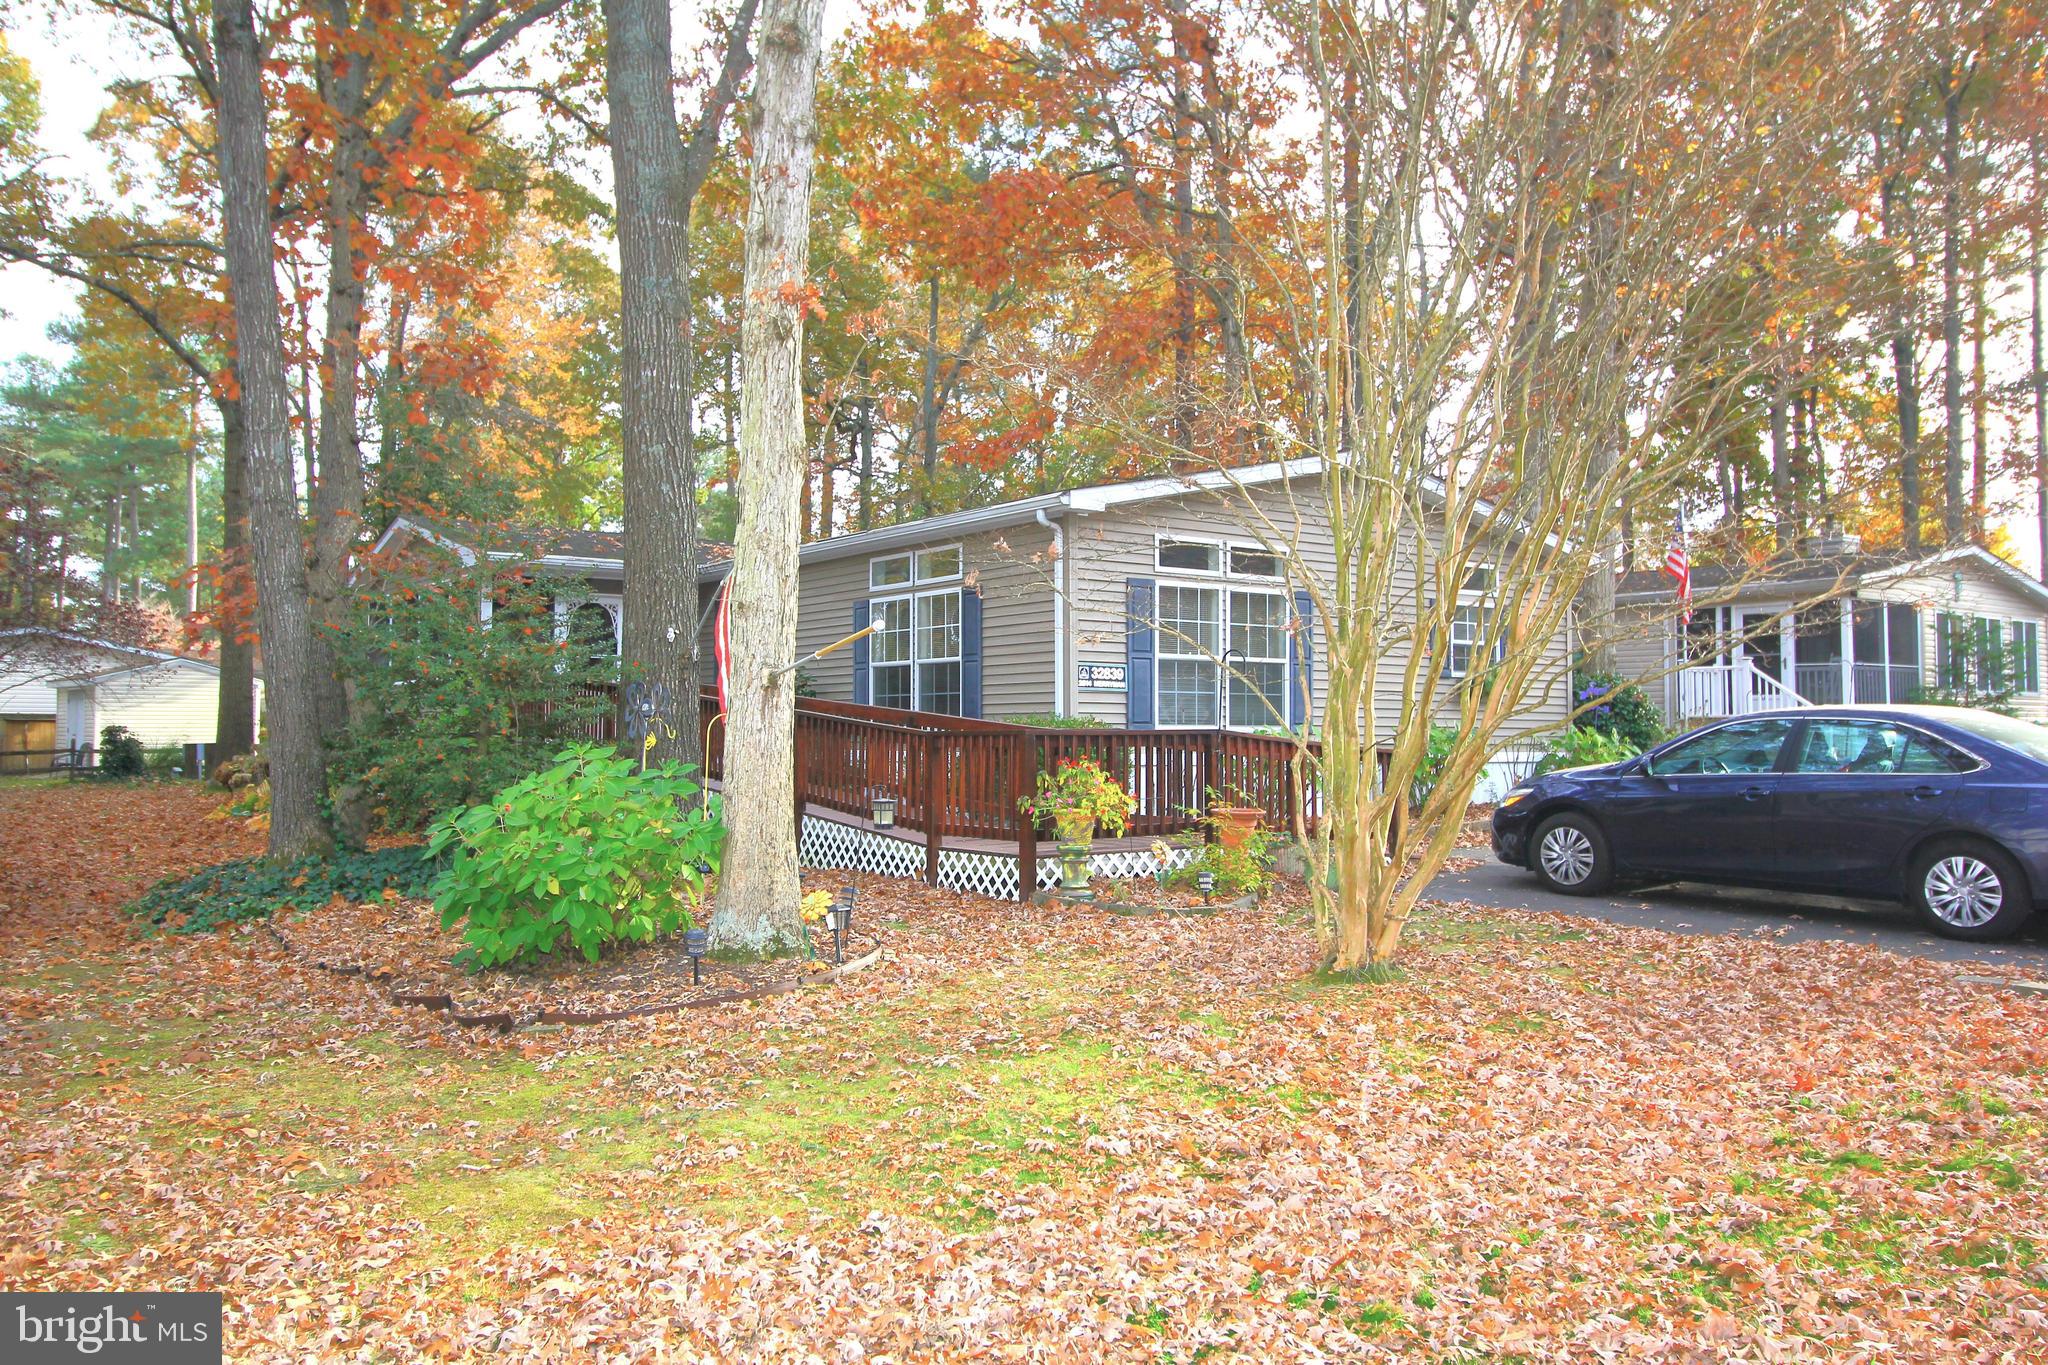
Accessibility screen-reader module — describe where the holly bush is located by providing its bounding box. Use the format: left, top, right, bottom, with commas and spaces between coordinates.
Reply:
331, 553, 616, 829
97, 724, 145, 779
426, 745, 726, 967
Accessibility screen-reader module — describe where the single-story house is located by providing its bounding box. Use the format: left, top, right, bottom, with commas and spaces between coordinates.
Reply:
371, 459, 1577, 796
0, 627, 260, 774
1610, 534, 2048, 726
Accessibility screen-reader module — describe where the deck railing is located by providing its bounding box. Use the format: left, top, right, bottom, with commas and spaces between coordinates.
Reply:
537, 684, 1329, 900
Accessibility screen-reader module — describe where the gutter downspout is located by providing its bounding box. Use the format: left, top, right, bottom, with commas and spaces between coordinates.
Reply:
1035, 507, 1066, 715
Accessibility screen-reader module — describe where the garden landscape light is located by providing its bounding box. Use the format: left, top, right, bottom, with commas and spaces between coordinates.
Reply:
1198, 869, 1215, 904
871, 794, 896, 828
838, 885, 857, 929
827, 896, 850, 964
684, 927, 708, 985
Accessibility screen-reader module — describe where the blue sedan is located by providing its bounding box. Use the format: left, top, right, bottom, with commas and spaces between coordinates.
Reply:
1491, 706, 2048, 940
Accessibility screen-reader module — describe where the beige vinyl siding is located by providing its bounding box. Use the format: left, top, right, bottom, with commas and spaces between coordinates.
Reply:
1605, 602, 1680, 720
1860, 560, 2048, 722
714, 523, 1059, 716
1061, 476, 1574, 743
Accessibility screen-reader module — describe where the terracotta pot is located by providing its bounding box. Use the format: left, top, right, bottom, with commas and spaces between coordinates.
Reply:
1210, 805, 1264, 849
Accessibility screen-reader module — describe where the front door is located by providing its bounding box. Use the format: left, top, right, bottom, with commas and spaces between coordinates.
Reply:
66, 691, 90, 754
1603, 718, 1798, 879
1773, 718, 1967, 895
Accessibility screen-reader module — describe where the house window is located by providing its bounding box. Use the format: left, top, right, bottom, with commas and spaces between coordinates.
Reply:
566, 601, 618, 666
2013, 621, 2041, 694
914, 591, 962, 713
870, 597, 913, 708
1442, 565, 1500, 679
1229, 545, 1283, 578
1157, 584, 1222, 726
1152, 582, 1293, 729
915, 546, 962, 581
870, 553, 913, 590
1228, 589, 1290, 727
1157, 539, 1223, 574
868, 546, 966, 714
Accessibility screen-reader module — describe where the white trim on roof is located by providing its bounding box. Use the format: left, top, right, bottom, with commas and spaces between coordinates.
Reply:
71, 654, 222, 684
0, 628, 201, 669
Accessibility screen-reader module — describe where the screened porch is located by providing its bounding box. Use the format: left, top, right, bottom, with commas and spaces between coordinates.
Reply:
1675, 599, 1922, 717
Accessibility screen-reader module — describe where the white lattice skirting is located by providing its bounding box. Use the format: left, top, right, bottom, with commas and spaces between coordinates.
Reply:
797, 814, 1203, 902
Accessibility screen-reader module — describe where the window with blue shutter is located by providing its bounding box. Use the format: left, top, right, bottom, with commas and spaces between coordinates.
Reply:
960, 589, 983, 717
1126, 577, 1156, 728
851, 600, 871, 704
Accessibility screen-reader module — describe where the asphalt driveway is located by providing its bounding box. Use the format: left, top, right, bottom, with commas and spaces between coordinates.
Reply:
1429, 854, 2048, 971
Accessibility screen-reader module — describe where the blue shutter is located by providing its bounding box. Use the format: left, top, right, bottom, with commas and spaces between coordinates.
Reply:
851, 600, 871, 704
1126, 577, 1156, 728
1289, 588, 1315, 730
960, 589, 983, 717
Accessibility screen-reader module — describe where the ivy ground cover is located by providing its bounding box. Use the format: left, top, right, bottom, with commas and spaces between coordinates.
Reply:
4, 781, 2048, 1361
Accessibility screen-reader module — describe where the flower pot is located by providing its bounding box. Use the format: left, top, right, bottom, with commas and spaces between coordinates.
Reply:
1052, 810, 1098, 845
1210, 805, 1264, 849
1052, 811, 1097, 897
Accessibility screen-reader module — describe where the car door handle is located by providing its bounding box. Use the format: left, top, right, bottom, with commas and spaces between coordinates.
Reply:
1911, 785, 1942, 801
1742, 785, 1769, 802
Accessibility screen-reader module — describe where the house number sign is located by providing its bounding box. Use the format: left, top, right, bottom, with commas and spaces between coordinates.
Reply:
1076, 663, 1127, 692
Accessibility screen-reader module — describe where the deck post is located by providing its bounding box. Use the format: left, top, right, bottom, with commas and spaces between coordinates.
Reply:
1203, 732, 1222, 843
922, 729, 941, 886
1012, 731, 1036, 901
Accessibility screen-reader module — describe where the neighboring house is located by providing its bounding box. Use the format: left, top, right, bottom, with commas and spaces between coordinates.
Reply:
372, 460, 1576, 793
0, 627, 260, 774
1611, 533, 2048, 726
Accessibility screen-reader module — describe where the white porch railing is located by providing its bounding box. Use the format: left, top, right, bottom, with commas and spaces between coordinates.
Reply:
1676, 660, 1814, 718
1792, 662, 1922, 706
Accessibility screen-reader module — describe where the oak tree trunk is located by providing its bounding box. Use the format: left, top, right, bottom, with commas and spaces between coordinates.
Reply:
214, 0, 333, 859
214, 397, 257, 766
711, 0, 828, 956
605, 0, 705, 771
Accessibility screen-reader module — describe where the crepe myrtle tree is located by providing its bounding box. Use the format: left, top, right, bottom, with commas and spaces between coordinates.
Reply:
1059, 0, 1871, 971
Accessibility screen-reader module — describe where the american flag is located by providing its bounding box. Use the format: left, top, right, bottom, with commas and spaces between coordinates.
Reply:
713, 577, 733, 712
1662, 508, 1691, 621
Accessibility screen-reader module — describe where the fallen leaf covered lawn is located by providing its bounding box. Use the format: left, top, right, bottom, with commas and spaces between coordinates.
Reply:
5, 783, 2048, 1361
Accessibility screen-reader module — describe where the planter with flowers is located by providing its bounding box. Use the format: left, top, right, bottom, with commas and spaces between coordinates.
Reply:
1020, 756, 1136, 900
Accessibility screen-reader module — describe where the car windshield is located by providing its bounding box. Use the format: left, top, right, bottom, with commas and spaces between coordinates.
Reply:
1937, 710, 2048, 767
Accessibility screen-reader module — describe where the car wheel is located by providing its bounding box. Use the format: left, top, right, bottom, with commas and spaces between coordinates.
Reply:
1909, 840, 2034, 941
1531, 812, 1613, 896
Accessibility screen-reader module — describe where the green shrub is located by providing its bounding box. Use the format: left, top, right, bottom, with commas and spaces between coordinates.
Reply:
332, 555, 617, 830
1006, 713, 1111, 729
1410, 724, 1461, 806
126, 845, 442, 934
426, 744, 725, 967
97, 724, 145, 779
1572, 671, 1664, 751
1534, 726, 1639, 776
1165, 833, 1276, 899
145, 744, 185, 778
